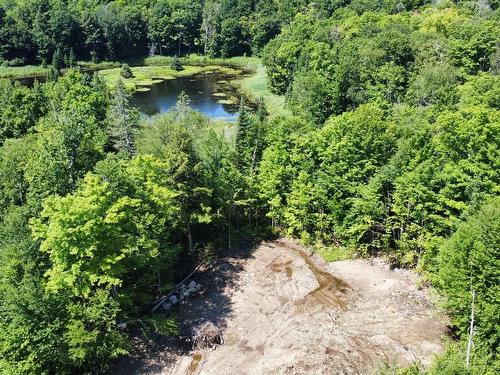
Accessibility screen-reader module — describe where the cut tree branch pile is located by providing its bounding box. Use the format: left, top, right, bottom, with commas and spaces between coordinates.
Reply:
191, 322, 224, 350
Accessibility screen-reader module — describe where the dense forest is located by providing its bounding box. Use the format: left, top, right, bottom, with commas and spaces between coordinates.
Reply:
0, 0, 499, 374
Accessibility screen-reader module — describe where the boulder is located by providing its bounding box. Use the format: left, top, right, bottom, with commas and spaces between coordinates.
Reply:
163, 302, 172, 311
188, 280, 197, 289
169, 295, 178, 304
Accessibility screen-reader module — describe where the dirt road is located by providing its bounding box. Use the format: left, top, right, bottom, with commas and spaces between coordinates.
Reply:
114, 239, 447, 375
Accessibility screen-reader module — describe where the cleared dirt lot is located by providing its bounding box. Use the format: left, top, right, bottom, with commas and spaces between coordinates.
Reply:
112, 239, 447, 375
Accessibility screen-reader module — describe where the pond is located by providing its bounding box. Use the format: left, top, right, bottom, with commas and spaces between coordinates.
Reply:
132, 70, 244, 121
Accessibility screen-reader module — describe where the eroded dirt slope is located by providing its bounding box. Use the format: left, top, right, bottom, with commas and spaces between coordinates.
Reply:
167, 240, 446, 375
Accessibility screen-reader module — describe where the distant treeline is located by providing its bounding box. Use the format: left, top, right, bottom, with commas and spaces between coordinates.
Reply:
1, 0, 441, 66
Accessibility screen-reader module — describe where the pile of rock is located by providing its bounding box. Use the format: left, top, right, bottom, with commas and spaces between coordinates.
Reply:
161, 281, 202, 312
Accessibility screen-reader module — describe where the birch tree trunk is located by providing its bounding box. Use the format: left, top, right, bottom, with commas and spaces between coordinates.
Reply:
466, 289, 475, 368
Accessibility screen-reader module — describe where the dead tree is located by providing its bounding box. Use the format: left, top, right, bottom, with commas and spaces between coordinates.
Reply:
466, 289, 476, 368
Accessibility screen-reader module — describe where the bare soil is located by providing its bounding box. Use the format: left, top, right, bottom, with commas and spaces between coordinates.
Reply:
110, 239, 447, 375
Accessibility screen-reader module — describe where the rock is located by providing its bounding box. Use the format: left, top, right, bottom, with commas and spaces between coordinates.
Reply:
163, 302, 172, 311
117, 323, 127, 331
188, 280, 197, 289
169, 295, 178, 304
196, 283, 202, 291
181, 284, 187, 291
189, 287, 197, 294
182, 289, 191, 297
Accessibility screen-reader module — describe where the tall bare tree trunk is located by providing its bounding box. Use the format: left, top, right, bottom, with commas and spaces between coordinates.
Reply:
466, 289, 476, 368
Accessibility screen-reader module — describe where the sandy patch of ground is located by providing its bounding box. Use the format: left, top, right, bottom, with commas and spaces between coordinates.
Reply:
111, 239, 447, 375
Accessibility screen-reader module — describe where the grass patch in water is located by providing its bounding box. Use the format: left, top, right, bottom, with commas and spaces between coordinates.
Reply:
212, 92, 227, 97
78, 61, 121, 71
217, 99, 234, 104
145, 54, 259, 69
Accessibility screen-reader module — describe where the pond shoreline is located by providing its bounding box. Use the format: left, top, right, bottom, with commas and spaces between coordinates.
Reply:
2, 55, 288, 117
131, 68, 252, 121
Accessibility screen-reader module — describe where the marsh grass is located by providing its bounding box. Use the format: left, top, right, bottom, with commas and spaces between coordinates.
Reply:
0, 65, 49, 79
235, 63, 291, 118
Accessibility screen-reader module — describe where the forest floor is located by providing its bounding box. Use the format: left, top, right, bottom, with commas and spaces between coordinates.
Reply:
110, 239, 447, 375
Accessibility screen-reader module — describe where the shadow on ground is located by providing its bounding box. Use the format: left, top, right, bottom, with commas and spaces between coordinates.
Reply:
106, 239, 261, 375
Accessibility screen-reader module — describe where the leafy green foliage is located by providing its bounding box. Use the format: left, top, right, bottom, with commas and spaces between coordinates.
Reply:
438, 198, 500, 358
0, 80, 46, 143
254, 5, 499, 370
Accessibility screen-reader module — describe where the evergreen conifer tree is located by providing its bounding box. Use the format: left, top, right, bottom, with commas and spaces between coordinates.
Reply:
107, 80, 139, 156
52, 47, 64, 72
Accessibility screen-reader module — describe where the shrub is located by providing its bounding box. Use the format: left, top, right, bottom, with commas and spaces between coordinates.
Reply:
170, 56, 183, 71
120, 64, 133, 78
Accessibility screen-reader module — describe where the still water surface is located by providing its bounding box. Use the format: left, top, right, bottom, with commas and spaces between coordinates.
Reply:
132, 71, 242, 121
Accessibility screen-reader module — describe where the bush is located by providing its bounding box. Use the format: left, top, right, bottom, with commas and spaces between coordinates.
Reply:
170, 56, 184, 71
5, 57, 26, 67
120, 64, 133, 78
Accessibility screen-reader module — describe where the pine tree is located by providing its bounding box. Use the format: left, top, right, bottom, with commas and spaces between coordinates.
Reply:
68, 48, 77, 68
47, 66, 59, 81
256, 98, 267, 123
52, 47, 64, 72
235, 99, 253, 171
175, 91, 191, 120
107, 80, 139, 156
